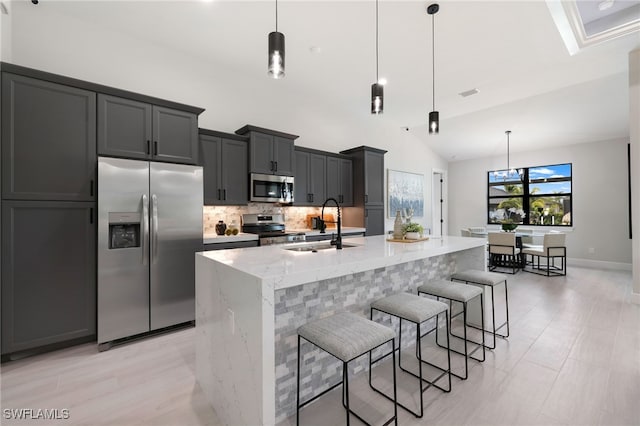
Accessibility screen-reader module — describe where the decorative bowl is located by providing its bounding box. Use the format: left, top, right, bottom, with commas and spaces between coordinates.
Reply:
501, 223, 518, 232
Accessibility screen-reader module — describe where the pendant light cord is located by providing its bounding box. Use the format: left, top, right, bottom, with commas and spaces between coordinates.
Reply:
431, 12, 435, 111
376, 0, 379, 82
275, 0, 278, 32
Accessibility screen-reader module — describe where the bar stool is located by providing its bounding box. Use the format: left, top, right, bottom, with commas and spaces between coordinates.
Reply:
450, 270, 510, 349
297, 312, 398, 426
370, 292, 451, 418
417, 279, 485, 380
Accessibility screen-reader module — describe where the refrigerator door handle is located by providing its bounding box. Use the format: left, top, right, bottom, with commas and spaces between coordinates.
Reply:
151, 194, 159, 263
142, 194, 149, 266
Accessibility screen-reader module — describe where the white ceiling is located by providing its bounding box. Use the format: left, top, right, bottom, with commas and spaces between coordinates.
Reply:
9, 0, 640, 161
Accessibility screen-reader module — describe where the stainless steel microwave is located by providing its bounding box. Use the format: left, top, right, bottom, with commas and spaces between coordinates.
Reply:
250, 173, 294, 204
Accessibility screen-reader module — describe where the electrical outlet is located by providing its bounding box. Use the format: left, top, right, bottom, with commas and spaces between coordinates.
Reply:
588, 247, 595, 254
227, 309, 235, 335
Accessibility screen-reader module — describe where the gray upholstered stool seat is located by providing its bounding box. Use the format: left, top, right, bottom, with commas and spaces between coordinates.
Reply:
450, 270, 506, 286
370, 292, 447, 324
297, 312, 398, 426
417, 280, 485, 380
417, 279, 482, 302
369, 292, 451, 418
449, 269, 510, 349
298, 312, 396, 362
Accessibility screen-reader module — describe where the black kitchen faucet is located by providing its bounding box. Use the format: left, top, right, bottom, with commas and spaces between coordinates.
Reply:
319, 198, 342, 250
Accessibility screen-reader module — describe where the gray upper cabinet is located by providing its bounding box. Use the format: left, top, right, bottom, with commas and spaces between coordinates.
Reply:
199, 131, 248, 205
97, 95, 152, 160
98, 94, 198, 165
1, 73, 96, 201
235, 125, 297, 176
340, 146, 387, 235
326, 156, 353, 207
1, 200, 96, 355
294, 149, 326, 206
153, 106, 198, 164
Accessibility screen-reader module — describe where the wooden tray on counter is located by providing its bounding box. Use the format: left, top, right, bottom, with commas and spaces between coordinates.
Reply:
387, 237, 430, 243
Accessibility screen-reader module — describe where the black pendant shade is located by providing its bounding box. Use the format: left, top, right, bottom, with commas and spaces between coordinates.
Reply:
429, 111, 439, 134
371, 83, 384, 114
268, 31, 285, 79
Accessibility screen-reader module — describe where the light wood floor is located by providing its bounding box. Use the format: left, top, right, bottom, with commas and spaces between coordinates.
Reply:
1, 266, 638, 426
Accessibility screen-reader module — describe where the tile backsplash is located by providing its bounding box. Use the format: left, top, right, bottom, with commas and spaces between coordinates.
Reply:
203, 204, 339, 234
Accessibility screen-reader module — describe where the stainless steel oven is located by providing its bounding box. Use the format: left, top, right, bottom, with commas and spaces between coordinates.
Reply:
250, 173, 294, 204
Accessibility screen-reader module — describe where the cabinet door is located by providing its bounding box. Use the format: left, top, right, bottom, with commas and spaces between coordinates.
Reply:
199, 134, 222, 205
152, 106, 198, 165
294, 151, 311, 206
364, 207, 385, 236
309, 153, 326, 205
97, 94, 152, 160
220, 138, 248, 205
2, 73, 96, 201
273, 136, 294, 176
326, 156, 340, 202
340, 159, 353, 206
364, 150, 384, 207
249, 133, 274, 174
1, 201, 96, 354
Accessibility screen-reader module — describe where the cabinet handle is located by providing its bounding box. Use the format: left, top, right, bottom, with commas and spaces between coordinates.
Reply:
89, 207, 94, 224
364, 194, 368, 203
146, 140, 151, 155
223, 189, 226, 200
274, 161, 278, 172
90, 180, 94, 197
154, 141, 158, 156
217, 189, 221, 200
270, 161, 274, 171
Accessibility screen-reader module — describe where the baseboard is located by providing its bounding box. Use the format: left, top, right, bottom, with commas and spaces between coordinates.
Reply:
567, 257, 632, 271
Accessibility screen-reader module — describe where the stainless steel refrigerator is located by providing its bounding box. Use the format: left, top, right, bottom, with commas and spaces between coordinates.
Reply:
97, 157, 203, 347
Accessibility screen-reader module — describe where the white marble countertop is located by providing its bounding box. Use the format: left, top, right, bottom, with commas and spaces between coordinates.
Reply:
203, 233, 258, 245
198, 235, 486, 290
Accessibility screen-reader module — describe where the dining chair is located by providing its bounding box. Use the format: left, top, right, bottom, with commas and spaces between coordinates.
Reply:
522, 233, 566, 276
488, 232, 520, 274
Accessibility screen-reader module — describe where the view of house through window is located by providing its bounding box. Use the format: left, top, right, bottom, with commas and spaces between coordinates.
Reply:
488, 163, 572, 227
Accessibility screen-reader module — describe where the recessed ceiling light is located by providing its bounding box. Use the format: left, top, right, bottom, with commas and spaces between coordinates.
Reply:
309, 46, 322, 54
598, 0, 614, 11
458, 88, 479, 98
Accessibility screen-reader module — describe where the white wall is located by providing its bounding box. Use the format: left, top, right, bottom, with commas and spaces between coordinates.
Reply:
8, 5, 447, 235
0, 1, 11, 61
449, 138, 632, 267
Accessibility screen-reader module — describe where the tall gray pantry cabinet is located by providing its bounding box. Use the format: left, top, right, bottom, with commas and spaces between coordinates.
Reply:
1, 71, 97, 356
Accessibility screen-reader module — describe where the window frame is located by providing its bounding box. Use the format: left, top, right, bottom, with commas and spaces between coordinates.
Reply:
487, 162, 572, 227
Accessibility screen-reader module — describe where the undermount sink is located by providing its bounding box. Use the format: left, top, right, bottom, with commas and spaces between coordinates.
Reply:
283, 242, 359, 252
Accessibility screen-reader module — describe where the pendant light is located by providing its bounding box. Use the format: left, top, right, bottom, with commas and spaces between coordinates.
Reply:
268, 0, 285, 79
427, 3, 439, 134
371, 0, 383, 114
505, 130, 523, 180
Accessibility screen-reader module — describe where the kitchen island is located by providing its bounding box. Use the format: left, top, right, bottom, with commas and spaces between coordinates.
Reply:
195, 235, 486, 425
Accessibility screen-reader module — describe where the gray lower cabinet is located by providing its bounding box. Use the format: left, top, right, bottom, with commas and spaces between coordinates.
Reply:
364, 208, 385, 236
1, 201, 96, 355
203, 241, 258, 250
326, 156, 353, 206
200, 132, 248, 205
294, 150, 326, 206
98, 94, 198, 165
1, 73, 96, 201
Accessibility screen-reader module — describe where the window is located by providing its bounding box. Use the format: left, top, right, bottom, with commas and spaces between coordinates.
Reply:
488, 163, 572, 227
